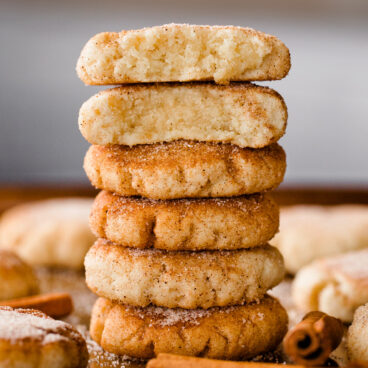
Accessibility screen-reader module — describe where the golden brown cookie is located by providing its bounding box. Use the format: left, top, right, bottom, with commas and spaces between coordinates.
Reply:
77, 24, 290, 85
271, 205, 368, 274
79, 83, 287, 148
292, 249, 368, 322
90, 295, 288, 360
85, 239, 285, 309
0, 306, 88, 368
90, 191, 279, 251
0, 198, 95, 269
0, 250, 39, 301
78, 325, 145, 368
84, 142, 286, 200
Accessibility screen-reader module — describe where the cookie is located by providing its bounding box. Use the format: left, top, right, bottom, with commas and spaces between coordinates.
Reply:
347, 303, 368, 362
79, 83, 287, 148
292, 249, 368, 322
0, 306, 88, 368
84, 142, 286, 200
271, 205, 368, 274
81, 325, 145, 368
77, 24, 290, 85
90, 191, 279, 251
0, 198, 95, 269
90, 295, 288, 360
0, 250, 39, 301
85, 239, 285, 309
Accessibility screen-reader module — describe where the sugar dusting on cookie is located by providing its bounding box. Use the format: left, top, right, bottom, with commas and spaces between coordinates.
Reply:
126, 305, 211, 327
78, 325, 143, 368
0, 307, 77, 344
323, 249, 368, 283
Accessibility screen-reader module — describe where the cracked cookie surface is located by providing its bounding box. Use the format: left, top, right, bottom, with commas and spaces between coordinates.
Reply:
84, 141, 286, 200
292, 249, 368, 322
90, 295, 288, 359
0, 306, 88, 368
90, 191, 279, 251
85, 239, 285, 309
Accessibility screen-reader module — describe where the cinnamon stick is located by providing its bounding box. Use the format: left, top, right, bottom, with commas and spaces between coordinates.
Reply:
147, 354, 308, 368
283, 311, 344, 366
346, 363, 368, 368
0, 292, 73, 318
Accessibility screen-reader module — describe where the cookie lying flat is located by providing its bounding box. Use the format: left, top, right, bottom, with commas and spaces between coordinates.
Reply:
0, 198, 95, 269
0, 250, 39, 301
271, 205, 368, 274
0, 306, 88, 368
85, 239, 284, 309
79, 83, 287, 148
90, 295, 288, 360
292, 249, 368, 322
84, 142, 286, 200
347, 303, 368, 362
90, 191, 279, 251
77, 23, 290, 85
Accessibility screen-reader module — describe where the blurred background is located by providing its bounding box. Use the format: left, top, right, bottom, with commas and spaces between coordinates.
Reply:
0, 0, 367, 187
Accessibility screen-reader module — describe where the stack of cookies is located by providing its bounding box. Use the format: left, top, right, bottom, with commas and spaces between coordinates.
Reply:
77, 24, 291, 360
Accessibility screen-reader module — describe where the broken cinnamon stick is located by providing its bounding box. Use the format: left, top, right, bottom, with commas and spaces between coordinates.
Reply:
147, 354, 308, 368
0, 292, 73, 318
283, 311, 344, 366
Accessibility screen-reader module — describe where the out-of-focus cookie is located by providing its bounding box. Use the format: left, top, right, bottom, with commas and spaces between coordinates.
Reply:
84, 142, 286, 200
0, 198, 95, 269
0, 249, 39, 301
90, 295, 288, 360
347, 303, 368, 362
271, 205, 368, 274
79, 83, 287, 148
292, 249, 368, 322
85, 239, 285, 309
0, 306, 88, 368
77, 24, 290, 85
90, 191, 279, 251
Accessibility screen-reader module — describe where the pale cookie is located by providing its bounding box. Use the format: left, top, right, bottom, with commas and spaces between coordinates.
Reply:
77, 24, 290, 85
90, 295, 288, 360
0, 306, 88, 368
90, 191, 279, 251
347, 303, 368, 362
0, 249, 39, 301
271, 205, 368, 274
292, 249, 368, 322
85, 239, 285, 309
79, 83, 287, 148
0, 198, 95, 269
84, 142, 286, 200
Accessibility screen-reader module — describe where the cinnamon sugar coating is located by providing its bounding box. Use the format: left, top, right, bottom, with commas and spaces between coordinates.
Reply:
90, 295, 288, 359
84, 141, 286, 200
90, 191, 279, 250
85, 239, 285, 309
